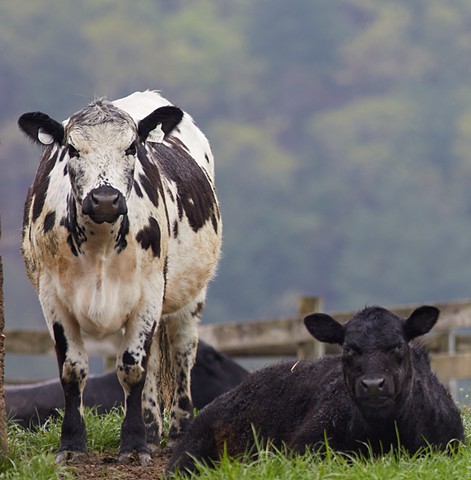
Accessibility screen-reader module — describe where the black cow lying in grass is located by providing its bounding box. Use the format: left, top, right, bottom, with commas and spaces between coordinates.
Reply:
168, 306, 464, 475
6, 341, 248, 428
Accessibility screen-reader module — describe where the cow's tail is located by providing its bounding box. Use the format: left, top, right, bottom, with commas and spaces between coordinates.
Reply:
155, 320, 176, 411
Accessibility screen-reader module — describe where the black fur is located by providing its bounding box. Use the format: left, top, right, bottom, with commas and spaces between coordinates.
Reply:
30, 148, 58, 223
135, 217, 161, 257
150, 142, 218, 233
60, 195, 86, 257
43, 211, 56, 233
168, 306, 464, 475
18, 111, 65, 146
138, 106, 184, 140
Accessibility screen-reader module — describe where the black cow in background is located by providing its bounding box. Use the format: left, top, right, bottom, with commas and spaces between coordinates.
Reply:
168, 306, 464, 475
6, 341, 248, 429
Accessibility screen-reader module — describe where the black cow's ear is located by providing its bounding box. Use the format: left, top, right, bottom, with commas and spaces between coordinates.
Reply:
138, 106, 184, 143
304, 313, 345, 345
403, 306, 439, 341
18, 112, 64, 146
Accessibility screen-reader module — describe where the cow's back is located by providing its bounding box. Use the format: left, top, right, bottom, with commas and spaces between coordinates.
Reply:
168, 357, 344, 471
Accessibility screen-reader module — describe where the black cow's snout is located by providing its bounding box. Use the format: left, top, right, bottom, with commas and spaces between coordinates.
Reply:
82, 185, 127, 224
360, 377, 386, 397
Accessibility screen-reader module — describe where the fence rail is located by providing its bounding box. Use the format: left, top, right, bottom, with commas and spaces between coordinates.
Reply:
5, 296, 471, 387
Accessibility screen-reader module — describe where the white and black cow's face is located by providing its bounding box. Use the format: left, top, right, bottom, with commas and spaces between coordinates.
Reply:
65, 108, 137, 224
19, 100, 183, 224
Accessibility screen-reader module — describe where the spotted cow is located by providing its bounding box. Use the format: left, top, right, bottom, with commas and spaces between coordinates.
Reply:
18, 90, 222, 464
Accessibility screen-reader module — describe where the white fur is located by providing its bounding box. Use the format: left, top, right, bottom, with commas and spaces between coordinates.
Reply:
22, 91, 222, 450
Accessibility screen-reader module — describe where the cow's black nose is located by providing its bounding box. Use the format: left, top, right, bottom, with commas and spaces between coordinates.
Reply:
360, 377, 386, 397
82, 185, 127, 224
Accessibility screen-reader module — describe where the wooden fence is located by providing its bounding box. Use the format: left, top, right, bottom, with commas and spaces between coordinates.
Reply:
5, 296, 471, 388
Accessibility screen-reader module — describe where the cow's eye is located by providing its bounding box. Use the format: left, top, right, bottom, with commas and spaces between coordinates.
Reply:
125, 142, 137, 156
390, 345, 405, 360
68, 144, 80, 159
343, 345, 361, 365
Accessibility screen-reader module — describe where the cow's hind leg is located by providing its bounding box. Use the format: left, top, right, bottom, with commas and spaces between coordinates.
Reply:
117, 316, 157, 465
164, 295, 203, 448
51, 317, 89, 463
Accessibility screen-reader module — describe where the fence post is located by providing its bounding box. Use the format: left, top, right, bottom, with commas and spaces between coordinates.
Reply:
296, 296, 325, 360
0, 218, 8, 457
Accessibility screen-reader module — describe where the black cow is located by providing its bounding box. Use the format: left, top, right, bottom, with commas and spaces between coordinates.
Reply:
168, 306, 464, 475
6, 341, 248, 429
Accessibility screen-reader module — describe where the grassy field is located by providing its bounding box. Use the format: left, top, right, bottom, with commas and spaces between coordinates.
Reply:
0, 407, 470, 479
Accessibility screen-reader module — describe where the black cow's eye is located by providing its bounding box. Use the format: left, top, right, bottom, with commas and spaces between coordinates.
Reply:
390, 345, 405, 361
343, 345, 360, 365
68, 144, 80, 158
125, 142, 137, 156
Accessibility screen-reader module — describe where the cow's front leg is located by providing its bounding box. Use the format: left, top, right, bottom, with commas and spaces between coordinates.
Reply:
117, 315, 157, 465
51, 319, 88, 463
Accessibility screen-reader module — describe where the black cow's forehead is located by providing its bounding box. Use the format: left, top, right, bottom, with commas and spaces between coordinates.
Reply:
344, 307, 406, 348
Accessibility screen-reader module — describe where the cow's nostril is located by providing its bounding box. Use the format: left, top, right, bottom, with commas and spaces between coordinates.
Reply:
361, 377, 386, 396
91, 193, 99, 207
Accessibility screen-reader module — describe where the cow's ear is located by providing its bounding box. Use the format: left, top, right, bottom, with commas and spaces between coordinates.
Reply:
138, 106, 184, 143
403, 306, 439, 341
304, 313, 345, 345
18, 112, 64, 146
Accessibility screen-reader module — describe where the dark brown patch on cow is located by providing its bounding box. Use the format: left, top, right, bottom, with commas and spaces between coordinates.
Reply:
173, 220, 179, 238
52, 323, 68, 376
167, 136, 190, 155
136, 217, 161, 257
133, 179, 143, 198
60, 195, 86, 256
22, 187, 34, 240
31, 147, 58, 223
59, 148, 68, 163
122, 350, 137, 366
115, 215, 129, 253
162, 256, 169, 303
149, 143, 218, 233
136, 144, 163, 207
166, 186, 175, 203
43, 211, 56, 233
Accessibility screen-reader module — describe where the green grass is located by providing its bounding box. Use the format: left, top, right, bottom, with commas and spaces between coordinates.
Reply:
0, 407, 123, 479
177, 442, 471, 480
1, 407, 471, 479
172, 408, 471, 479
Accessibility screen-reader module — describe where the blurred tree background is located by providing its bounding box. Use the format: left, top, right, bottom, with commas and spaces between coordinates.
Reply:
2, 0, 471, 378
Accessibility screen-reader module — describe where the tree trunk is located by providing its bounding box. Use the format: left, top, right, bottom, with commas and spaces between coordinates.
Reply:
0, 218, 8, 456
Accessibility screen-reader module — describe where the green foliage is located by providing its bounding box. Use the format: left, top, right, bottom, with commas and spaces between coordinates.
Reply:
4, 0, 471, 343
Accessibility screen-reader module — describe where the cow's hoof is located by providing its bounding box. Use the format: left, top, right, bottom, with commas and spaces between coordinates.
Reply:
118, 451, 152, 466
55, 450, 86, 464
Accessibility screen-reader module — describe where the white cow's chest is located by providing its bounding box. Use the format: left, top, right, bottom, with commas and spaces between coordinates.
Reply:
47, 241, 150, 337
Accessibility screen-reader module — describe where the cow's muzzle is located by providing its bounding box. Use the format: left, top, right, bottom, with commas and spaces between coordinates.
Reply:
355, 376, 394, 409
82, 185, 127, 224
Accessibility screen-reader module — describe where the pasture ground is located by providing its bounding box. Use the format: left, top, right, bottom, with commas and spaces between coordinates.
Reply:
1, 406, 470, 479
